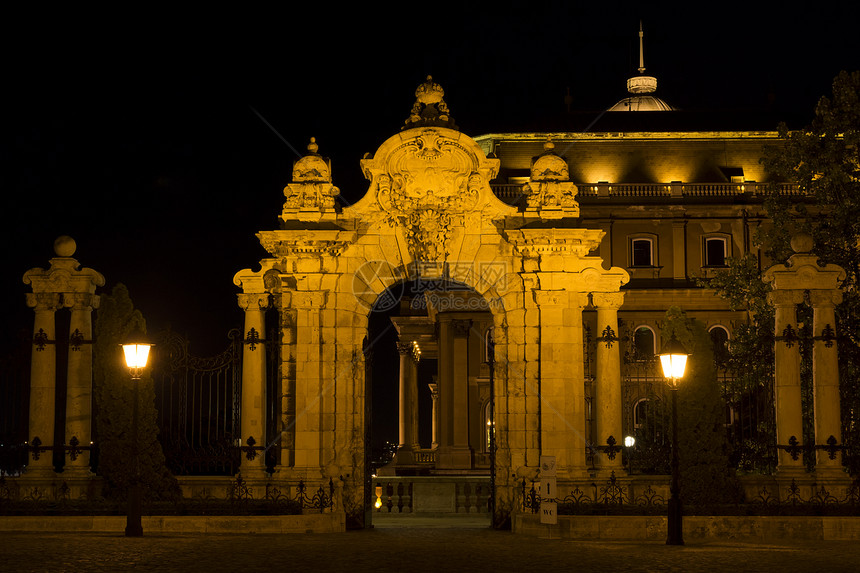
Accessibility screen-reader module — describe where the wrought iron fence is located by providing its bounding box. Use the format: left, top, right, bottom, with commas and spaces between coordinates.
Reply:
151, 325, 281, 476
0, 333, 31, 476
153, 328, 242, 475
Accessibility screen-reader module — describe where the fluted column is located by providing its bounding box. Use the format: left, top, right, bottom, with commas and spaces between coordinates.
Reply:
593, 291, 625, 474
769, 289, 805, 473
238, 292, 270, 476
809, 289, 844, 475
25, 292, 60, 476
64, 292, 99, 476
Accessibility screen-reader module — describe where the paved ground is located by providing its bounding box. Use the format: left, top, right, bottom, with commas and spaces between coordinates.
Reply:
3, 519, 860, 573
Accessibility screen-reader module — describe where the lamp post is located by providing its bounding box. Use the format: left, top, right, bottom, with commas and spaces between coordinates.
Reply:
659, 334, 688, 546
122, 331, 152, 538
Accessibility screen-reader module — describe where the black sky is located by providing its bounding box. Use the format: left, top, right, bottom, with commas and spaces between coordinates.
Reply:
3, 4, 860, 356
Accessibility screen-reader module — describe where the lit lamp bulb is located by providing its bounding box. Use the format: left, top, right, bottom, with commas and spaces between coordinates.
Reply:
122, 331, 153, 380
374, 485, 383, 509
659, 335, 689, 387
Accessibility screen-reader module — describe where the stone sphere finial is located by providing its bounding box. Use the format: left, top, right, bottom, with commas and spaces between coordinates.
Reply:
307, 137, 319, 155
544, 137, 555, 153
790, 233, 814, 254
53, 235, 76, 257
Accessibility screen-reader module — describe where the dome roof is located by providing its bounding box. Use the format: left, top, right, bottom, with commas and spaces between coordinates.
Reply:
607, 94, 675, 112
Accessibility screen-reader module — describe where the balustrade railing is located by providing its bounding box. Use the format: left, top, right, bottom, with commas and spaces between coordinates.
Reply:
490, 182, 802, 202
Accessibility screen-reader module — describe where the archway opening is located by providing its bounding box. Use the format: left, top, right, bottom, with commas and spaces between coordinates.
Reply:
364, 276, 495, 521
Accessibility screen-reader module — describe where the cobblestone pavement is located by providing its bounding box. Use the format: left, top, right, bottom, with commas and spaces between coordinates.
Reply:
2, 527, 860, 573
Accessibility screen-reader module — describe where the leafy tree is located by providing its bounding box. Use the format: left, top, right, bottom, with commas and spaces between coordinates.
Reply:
93, 284, 180, 501
662, 307, 741, 505
708, 71, 860, 475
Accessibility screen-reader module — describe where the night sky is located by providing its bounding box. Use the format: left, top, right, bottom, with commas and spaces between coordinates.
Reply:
3, 3, 859, 360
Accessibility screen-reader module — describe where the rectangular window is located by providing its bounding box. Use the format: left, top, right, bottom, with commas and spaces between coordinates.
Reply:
631, 238, 653, 267
704, 237, 727, 267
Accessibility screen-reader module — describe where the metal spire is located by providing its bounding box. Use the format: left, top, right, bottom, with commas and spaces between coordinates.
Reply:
638, 20, 646, 74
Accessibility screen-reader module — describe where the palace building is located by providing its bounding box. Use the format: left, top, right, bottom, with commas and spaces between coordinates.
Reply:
16, 27, 850, 531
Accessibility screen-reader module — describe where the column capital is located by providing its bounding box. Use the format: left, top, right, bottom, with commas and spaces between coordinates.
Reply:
768, 289, 804, 307
237, 292, 271, 311
396, 341, 412, 355
70, 292, 99, 311
592, 291, 625, 310
807, 289, 842, 307
25, 292, 61, 311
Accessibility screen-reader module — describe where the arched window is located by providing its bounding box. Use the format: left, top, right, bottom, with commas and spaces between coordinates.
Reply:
482, 400, 494, 452
633, 398, 649, 428
633, 326, 655, 361
703, 236, 729, 267
709, 325, 730, 365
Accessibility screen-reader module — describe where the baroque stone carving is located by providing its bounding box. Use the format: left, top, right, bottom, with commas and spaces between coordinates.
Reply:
404, 75, 457, 130
282, 138, 341, 221
375, 129, 482, 261
522, 138, 580, 217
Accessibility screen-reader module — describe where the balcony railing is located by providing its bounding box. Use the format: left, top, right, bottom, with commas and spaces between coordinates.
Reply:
490, 182, 802, 203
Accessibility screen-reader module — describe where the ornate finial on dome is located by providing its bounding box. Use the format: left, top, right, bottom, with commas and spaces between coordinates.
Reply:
404, 75, 458, 130
607, 22, 674, 111
307, 137, 319, 155
543, 137, 555, 153
628, 22, 656, 95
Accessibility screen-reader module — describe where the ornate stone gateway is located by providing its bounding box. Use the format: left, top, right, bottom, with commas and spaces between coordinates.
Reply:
234, 77, 629, 525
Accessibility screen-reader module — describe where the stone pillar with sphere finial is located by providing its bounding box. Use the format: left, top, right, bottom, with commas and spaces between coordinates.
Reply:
22, 236, 104, 484
764, 233, 847, 478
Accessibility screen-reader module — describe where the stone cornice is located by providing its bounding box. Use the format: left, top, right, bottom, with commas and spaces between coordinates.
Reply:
504, 228, 604, 259
257, 230, 357, 259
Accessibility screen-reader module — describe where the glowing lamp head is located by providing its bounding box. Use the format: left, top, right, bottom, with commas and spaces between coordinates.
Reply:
122, 330, 153, 379
659, 335, 688, 385
624, 436, 636, 448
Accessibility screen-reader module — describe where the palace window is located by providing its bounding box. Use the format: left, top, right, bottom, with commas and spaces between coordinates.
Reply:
633, 398, 650, 429
633, 326, 655, 361
629, 236, 655, 267
703, 236, 728, 267
709, 325, 730, 366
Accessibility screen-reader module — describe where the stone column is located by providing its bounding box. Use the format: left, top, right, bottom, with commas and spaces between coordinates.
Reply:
23, 237, 105, 480
769, 289, 805, 474
809, 289, 844, 475
396, 341, 415, 464
437, 318, 473, 468
64, 292, 99, 476
238, 292, 270, 477
592, 291, 625, 474
25, 292, 60, 477
428, 381, 438, 449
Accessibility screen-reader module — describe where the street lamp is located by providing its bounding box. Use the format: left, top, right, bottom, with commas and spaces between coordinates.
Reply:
659, 334, 688, 546
122, 330, 153, 537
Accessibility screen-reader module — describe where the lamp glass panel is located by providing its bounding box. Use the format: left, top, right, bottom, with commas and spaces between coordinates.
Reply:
660, 353, 687, 380
123, 344, 151, 369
